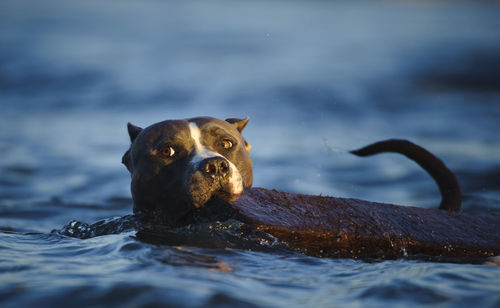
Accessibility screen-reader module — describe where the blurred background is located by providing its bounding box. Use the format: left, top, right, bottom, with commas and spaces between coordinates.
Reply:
1, 0, 500, 229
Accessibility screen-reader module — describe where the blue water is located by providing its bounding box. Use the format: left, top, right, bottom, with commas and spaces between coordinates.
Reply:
1, 0, 500, 307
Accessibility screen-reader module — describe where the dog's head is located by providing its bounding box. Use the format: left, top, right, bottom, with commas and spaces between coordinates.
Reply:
122, 116, 253, 222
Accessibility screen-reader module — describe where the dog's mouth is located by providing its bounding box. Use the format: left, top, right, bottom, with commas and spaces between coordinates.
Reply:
187, 172, 244, 209
214, 190, 243, 203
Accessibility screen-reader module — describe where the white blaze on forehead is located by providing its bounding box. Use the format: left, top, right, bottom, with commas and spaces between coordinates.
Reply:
188, 122, 243, 194
188, 122, 222, 163
188, 122, 204, 153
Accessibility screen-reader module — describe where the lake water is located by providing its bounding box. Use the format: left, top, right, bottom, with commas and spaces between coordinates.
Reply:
1, 0, 500, 307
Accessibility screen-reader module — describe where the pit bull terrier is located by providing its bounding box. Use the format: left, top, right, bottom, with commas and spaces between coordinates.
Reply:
122, 116, 459, 218
122, 116, 500, 260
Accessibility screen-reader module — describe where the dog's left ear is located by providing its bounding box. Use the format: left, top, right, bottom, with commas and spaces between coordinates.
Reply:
225, 117, 251, 153
127, 122, 143, 143
225, 117, 249, 133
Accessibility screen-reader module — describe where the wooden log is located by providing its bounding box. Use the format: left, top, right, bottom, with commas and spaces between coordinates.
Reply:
231, 187, 500, 259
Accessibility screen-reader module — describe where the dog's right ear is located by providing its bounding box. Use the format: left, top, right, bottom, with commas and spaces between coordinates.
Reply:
127, 122, 142, 143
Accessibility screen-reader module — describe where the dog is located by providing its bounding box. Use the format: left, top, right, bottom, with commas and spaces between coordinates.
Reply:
122, 116, 500, 260
122, 116, 459, 218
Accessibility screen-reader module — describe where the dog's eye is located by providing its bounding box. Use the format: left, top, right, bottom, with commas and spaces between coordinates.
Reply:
220, 139, 233, 149
160, 146, 175, 157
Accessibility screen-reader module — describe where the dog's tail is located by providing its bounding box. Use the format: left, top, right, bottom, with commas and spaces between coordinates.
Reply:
350, 139, 461, 212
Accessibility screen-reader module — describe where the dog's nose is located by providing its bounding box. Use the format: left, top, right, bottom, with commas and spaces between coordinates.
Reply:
202, 157, 230, 177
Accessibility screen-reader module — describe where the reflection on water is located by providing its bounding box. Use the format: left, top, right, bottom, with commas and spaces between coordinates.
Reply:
1, 0, 500, 307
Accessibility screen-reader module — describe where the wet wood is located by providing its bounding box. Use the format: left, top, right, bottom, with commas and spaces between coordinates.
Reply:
232, 188, 500, 259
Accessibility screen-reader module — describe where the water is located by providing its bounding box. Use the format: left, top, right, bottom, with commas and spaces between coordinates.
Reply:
1, 0, 500, 307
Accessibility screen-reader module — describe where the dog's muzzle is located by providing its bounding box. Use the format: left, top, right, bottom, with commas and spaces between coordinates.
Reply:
188, 156, 244, 207
201, 157, 230, 178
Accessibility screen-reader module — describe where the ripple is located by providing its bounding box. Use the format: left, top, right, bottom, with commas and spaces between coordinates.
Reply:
360, 280, 452, 303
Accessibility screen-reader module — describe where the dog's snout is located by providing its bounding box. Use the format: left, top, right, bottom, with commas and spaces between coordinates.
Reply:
202, 157, 230, 177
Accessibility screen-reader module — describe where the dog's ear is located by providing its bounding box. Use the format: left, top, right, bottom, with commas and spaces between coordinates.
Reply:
225, 117, 251, 153
225, 117, 249, 133
127, 122, 142, 142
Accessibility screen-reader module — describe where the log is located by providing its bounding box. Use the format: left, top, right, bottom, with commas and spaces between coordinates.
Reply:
231, 187, 500, 259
